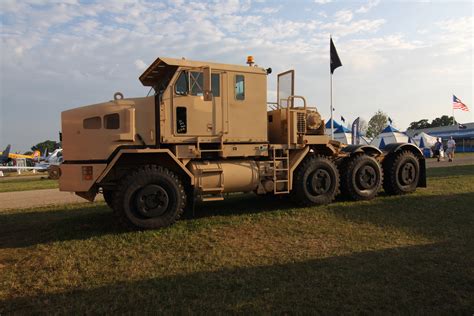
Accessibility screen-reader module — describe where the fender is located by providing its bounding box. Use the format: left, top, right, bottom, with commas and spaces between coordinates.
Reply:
341, 144, 382, 157
95, 148, 195, 184
382, 143, 426, 188
382, 142, 424, 157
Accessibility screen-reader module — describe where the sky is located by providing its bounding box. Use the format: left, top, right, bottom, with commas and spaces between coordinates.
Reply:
1, 0, 473, 152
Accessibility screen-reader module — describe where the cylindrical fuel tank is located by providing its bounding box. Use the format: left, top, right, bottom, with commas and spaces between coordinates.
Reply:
189, 160, 260, 193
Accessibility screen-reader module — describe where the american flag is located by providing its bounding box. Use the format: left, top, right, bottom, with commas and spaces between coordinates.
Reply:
453, 95, 469, 111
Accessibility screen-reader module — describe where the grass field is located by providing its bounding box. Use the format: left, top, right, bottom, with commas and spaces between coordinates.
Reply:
0, 176, 58, 193
1, 166, 473, 313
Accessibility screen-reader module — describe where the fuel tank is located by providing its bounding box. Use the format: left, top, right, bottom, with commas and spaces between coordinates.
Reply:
189, 160, 260, 193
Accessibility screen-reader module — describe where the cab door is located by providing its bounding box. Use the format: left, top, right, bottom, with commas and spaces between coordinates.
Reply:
172, 70, 222, 138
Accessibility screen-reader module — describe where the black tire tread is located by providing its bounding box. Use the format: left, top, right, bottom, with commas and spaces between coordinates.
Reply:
102, 189, 114, 210
383, 150, 419, 195
112, 165, 186, 230
340, 154, 383, 201
290, 155, 340, 207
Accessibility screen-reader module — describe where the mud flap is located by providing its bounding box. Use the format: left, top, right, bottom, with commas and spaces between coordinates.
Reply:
76, 189, 98, 202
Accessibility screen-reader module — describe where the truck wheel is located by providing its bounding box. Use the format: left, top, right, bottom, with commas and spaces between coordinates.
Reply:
114, 166, 186, 229
102, 189, 114, 209
48, 165, 61, 180
291, 156, 339, 206
341, 154, 383, 201
383, 150, 420, 195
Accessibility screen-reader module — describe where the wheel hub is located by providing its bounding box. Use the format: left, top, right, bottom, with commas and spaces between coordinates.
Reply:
400, 162, 415, 185
310, 169, 332, 195
135, 184, 169, 218
356, 165, 377, 189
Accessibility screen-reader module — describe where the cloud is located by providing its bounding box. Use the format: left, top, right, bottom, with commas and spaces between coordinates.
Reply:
134, 59, 147, 70
314, 0, 332, 4
258, 6, 282, 14
334, 10, 353, 23
356, 0, 380, 14
433, 16, 473, 55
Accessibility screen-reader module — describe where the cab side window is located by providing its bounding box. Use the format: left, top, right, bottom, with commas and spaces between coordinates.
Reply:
104, 113, 120, 129
175, 71, 188, 95
235, 74, 245, 100
83, 116, 101, 129
190, 72, 203, 96
176, 107, 187, 134
211, 74, 220, 97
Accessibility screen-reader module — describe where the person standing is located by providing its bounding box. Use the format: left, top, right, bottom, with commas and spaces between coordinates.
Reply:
447, 136, 456, 162
434, 138, 443, 162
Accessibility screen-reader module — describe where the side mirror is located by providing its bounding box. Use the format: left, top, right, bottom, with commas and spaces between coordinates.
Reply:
203, 66, 212, 101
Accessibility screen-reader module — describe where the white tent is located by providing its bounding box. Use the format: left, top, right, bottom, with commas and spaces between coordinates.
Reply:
333, 125, 352, 144
359, 136, 371, 145
412, 132, 437, 149
371, 125, 410, 149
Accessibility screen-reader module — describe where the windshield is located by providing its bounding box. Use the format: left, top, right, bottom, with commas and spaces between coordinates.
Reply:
151, 65, 178, 96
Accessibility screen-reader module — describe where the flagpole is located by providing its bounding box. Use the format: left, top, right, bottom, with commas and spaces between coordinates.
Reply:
330, 35, 334, 140
330, 70, 334, 139
452, 95, 456, 125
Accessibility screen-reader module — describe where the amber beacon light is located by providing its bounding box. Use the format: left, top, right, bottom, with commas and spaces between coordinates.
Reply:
246, 55, 254, 66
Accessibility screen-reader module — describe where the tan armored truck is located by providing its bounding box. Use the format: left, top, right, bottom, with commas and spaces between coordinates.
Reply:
59, 56, 426, 229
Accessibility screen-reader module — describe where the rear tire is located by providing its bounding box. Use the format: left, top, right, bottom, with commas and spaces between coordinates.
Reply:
291, 155, 339, 206
383, 150, 420, 195
113, 165, 186, 229
340, 154, 383, 201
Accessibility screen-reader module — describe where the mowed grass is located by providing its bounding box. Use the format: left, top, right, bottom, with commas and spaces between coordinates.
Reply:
1, 166, 473, 314
0, 176, 58, 193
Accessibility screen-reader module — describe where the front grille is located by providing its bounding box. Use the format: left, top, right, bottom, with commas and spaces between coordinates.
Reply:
297, 112, 306, 133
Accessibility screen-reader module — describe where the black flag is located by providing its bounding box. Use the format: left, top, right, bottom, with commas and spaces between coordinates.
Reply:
330, 37, 342, 74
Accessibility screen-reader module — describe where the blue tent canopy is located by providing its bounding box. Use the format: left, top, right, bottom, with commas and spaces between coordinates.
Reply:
325, 119, 342, 129
335, 125, 351, 133
381, 125, 399, 133
419, 137, 425, 148
379, 138, 386, 149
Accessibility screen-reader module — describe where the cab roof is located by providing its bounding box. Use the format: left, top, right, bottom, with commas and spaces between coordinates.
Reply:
139, 57, 267, 86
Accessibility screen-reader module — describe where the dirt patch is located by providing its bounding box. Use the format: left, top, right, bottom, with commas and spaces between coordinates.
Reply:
0, 189, 103, 211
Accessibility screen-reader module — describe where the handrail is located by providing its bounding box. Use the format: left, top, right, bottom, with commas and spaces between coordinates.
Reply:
286, 95, 307, 110
267, 102, 278, 111
285, 95, 308, 147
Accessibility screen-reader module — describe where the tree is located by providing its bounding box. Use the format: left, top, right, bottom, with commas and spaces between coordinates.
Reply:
408, 115, 455, 130
430, 115, 455, 127
366, 110, 388, 138
408, 119, 430, 130
31, 140, 59, 154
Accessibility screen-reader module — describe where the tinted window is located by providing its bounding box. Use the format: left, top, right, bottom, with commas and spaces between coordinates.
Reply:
104, 113, 120, 129
176, 107, 187, 134
83, 116, 101, 129
175, 71, 188, 95
235, 75, 245, 100
211, 74, 220, 97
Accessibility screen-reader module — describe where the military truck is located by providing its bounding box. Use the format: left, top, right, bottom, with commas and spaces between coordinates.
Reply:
59, 56, 426, 229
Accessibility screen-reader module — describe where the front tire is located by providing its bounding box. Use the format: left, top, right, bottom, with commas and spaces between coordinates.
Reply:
341, 154, 383, 201
113, 166, 186, 229
103, 189, 115, 209
383, 150, 420, 195
291, 155, 339, 206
